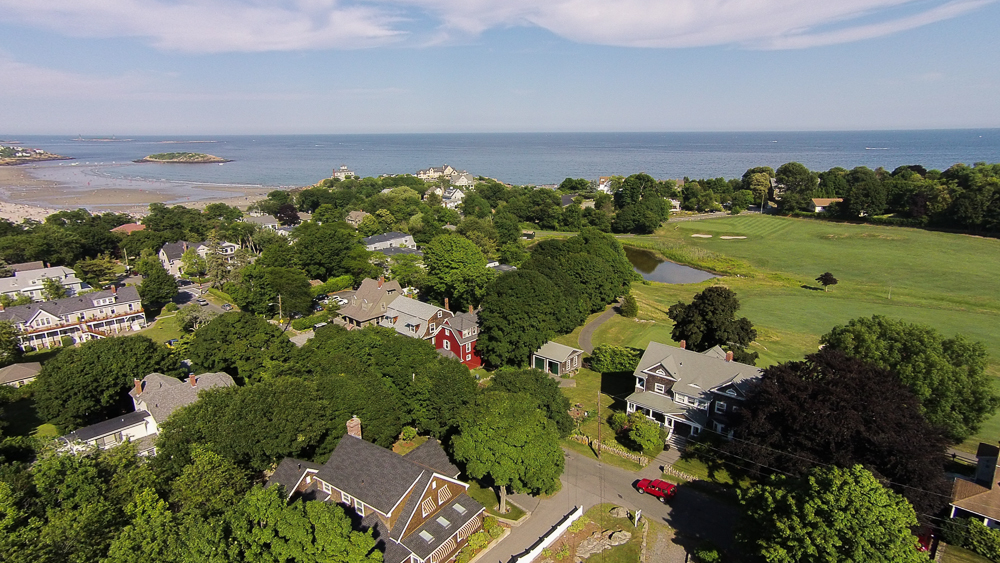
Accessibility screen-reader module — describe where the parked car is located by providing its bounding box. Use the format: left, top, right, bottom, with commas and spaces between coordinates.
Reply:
221, 303, 233, 311
635, 479, 676, 503
196, 298, 208, 306
165, 339, 179, 348
333, 296, 348, 305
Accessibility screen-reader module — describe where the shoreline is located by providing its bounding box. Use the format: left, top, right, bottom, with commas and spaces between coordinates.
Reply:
0, 165, 274, 222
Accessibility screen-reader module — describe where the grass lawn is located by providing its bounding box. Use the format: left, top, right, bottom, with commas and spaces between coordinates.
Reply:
2, 396, 53, 436
391, 435, 428, 456
577, 503, 642, 563
941, 545, 994, 563
600, 215, 1000, 452
466, 482, 527, 520
139, 313, 184, 344
562, 438, 644, 472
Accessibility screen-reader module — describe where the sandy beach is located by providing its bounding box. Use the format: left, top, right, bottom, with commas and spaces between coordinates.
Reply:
0, 165, 273, 222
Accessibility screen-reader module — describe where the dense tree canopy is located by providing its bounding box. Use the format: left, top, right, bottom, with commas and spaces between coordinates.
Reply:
187, 312, 295, 383
451, 391, 564, 513
739, 465, 927, 563
490, 369, 574, 437
725, 348, 950, 516
820, 315, 999, 442
34, 336, 178, 430
422, 234, 495, 311
476, 271, 564, 368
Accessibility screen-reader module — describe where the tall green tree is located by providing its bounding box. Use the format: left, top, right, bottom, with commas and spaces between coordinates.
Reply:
821, 315, 999, 442
187, 312, 294, 383
74, 255, 118, 288
451, 392, 564, 513
138, 264, 178, 309
41, 277, 68, 300
667, 286, 756, 352
477, 270, 565, 367
490, 369, 574, 437
180, 248, 207, 278
422, 234, 495, 311
739, 465, 928, 563
0, 320, 21, 366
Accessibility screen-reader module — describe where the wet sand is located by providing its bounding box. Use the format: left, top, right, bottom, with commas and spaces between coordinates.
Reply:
0, 165, 272, 221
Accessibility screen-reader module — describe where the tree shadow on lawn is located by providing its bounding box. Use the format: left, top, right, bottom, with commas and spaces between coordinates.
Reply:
800, 284, 824, 291
601, 371, 636, 411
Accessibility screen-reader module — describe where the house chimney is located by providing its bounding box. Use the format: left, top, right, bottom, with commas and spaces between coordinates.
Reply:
725, 351, 734, 362
189, 375, 197, 388
468, 305, 473, 314
680, 340, 686, 349
182, 242, 188, 251
111, 285, 117, 294
46, 262, 50, 268
378, 276, 384, 288
134, 378, 142, 395
346, 416, 362, 439
444, 298, 450, 311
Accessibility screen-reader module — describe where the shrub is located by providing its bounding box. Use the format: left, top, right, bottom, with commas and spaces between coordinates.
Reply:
941, 518, 969, 547
620, 294, 638, 317
609, 412, 628, 433
693, 543, 722, 562
456, 546, 473, 563
568, 515, 590, 533
589, 345, 642, 374
467, 531, 488, 551
400, 426, 418, 442
163, 302, 179, 312
484, 516, 503, 539
290, 310, 331, 331
965, 519, 1000, 561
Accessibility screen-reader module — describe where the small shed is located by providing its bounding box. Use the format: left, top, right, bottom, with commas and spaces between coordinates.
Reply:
532, 342, 584, 376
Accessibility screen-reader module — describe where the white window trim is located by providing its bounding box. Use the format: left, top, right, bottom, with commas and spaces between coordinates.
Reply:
654, 383, 665, 394
715, 401, 727, 413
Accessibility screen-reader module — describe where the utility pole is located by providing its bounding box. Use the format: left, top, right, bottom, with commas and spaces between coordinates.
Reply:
596, 390, 601, 460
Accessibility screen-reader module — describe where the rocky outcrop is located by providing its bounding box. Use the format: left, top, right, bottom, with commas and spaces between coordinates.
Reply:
575, 529, 632, 559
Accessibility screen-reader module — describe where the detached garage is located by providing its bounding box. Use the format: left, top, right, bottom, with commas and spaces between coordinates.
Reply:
532, 341, 584, 376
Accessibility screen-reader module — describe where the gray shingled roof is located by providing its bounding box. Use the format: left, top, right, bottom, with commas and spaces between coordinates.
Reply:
363, 231, 411, 245
63, 410, 150, 442
0, 362, 41, 385
440, 312, 478, 345
338, 278, 402, 323
380, 247, 423, 258
0, 286, 140, 324
318, 436, 425, 515
130, 372, 234, 424
266, 457, 323, 497
631, 341, 762, 404
362, 513, 414, 563
403, 439, 461, 478
399, 494, 481, 560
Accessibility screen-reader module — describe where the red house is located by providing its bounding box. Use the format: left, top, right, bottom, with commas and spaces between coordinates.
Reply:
433, 310, 482, 369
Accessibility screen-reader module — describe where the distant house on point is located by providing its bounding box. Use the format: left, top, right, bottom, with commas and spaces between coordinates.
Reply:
811, 198, 843, 213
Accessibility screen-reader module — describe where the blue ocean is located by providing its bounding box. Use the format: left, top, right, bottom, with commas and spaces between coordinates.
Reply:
8, 130, 1000, 188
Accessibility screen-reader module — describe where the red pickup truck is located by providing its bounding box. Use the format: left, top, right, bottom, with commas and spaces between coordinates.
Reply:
635, 479, 677, 502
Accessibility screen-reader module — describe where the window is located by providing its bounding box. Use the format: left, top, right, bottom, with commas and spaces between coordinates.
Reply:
342, 492, 352, 505
438, 485, 452, 505
436, 516, 451, 528
453, 503, 467, 515
732, 405, 741, 413
321, 481, 331, 493
466, 354, 471, 361
654, 383, 665, 394
636, 377, 645, 388
437, 311, 442, 317
419, 530, 434, 543
715, 401, 727, 413
443, 340, 450, 351
465, 343, 471, 352
430, 323, 435, 332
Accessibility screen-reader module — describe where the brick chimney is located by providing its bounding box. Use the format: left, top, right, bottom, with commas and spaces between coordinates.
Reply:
725, 351, 734, 362
468, 305, 473, 314
378, 276, 384, 288
189, 375, 197, 388
134, 378, 142, 395
346, 416, 362, 439
111, 284, 117, 294
680, 340, 686, 350
444, 298, 450, 311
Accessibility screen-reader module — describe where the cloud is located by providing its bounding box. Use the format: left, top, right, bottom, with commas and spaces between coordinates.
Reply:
0, 54, 150, 98
0, 0, 992, 52
0, 0, 404, 53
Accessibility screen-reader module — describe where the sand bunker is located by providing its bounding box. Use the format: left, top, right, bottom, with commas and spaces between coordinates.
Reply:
720, 236, 747, 240
691, 234, 713, 238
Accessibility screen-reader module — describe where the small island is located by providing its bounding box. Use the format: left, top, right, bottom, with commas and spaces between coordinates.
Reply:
133, 152, 232, 163
0, 145, 73, 166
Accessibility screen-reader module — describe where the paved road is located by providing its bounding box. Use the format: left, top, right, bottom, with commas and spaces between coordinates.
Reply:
175, 287, 225, 314
488, 448, 739, 562
578, 300, 621, 354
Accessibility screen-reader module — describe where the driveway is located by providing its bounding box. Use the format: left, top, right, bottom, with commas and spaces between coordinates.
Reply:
175, 286, 225, 314
488, 448, 740, 562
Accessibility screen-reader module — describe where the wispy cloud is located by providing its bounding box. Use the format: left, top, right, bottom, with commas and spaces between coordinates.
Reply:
0, 0, 993, 52
0, 0, 404, 53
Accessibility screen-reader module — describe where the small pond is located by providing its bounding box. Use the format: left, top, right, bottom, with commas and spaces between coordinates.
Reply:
624, 246, 717, 284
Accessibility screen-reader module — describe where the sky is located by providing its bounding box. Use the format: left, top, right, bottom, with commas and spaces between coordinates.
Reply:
1, 0, 998, 134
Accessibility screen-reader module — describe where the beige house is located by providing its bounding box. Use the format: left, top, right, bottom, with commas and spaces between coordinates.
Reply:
0, 362, 41, 388
346, 210, 370, 228
338, 277, 403, 328
0, 285, 145, 350
0, 265, 86, 302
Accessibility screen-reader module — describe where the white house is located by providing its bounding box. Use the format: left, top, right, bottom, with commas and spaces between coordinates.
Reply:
0, 285, 146, 350
442, 188, 465, 210
0, 266, 86, 301
363, 232, 415, 251
159, 240, 241, 277
333, 165, 356, 181
60, 372, 235, 455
